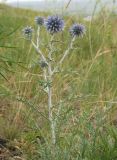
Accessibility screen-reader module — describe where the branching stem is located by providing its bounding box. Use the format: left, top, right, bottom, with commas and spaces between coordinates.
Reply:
31, 40, 48, 65
31, 33, 76, 146
52, 36, 76, 74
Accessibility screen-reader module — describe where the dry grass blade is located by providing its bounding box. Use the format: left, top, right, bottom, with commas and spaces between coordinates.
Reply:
65, 0, 72, 9
0, 72, 8, 81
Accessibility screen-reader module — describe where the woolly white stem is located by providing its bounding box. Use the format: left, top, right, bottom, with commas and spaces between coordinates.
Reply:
48, 75, 56, 145
47, 36, 56, 145
31, 40, 48, 65
43, 68, 49, 93
52, 36, 76, 74
32, 36, 56, 144
43, 68, 48, 82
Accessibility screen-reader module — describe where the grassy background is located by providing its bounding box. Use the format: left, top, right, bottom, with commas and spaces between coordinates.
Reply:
0, 3, 117, 160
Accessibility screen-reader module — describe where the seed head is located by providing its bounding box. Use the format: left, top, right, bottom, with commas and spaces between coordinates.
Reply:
22, 26, 33, 39
35, 16, 44, 26
45, 15, 64, 34
70, 24, 86, 37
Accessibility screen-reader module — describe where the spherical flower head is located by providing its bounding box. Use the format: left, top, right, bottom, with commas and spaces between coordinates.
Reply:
45, 15, 64, 34
35, 16, 44, 26
22, 26, 33, 39
70, 24, 86, 37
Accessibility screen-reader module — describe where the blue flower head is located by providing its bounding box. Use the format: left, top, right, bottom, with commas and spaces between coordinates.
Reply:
35, 16, 44, 26
45, 15, 64, 34
22, 26, 33, 39
70, 24, 86, 37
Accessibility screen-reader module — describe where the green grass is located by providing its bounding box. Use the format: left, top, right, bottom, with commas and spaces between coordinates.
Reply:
0, 4, 117, 160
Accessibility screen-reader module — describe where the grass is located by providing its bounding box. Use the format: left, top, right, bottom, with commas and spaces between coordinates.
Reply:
0, 3, 117, 160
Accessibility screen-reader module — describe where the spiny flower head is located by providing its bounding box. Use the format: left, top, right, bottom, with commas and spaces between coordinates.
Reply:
45, 15, 64, 34
22, 26, 33, 39
35, 16, 44, 26
70, 24, 86, 37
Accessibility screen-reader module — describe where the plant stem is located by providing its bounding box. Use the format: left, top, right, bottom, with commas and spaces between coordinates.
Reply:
31, 40, 48, 65
47, 35, 56, 145
52, 36, 76, 74
32, 35, 56, 144
48, 70, 56, 145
